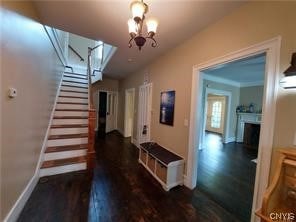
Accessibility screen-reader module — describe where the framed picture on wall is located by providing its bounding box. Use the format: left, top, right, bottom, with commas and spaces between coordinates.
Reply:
159, 90, 175, 126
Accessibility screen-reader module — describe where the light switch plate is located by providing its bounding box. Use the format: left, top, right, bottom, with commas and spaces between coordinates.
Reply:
184, 119, 189, 127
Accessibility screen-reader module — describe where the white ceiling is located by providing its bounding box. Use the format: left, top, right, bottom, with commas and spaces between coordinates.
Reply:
34, 0, 247, 79
203, 53, 266, 86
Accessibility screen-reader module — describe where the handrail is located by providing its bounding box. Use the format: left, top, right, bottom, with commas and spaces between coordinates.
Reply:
68, 45, 84, 61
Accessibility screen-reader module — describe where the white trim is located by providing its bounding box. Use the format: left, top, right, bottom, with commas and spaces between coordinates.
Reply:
224, 136, 236, 143
240, 81, 264, 87
100, 47, 117, 72
3, 175, 39, 222
117, 128, 124, 136
131, 138, 139, 147
44, 26, 67, 66
202, 88, 232, 146
187, 37, 281, 222
203, 73, 264, 88
37, 71, 65, 176
4, 32, 67, 222
124, 88, 135, 138
203, 73, 240, 87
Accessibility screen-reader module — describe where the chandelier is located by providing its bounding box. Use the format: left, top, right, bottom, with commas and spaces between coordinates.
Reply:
128, 0, 158, 50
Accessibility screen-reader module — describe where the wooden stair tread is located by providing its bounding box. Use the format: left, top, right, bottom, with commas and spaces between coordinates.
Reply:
64, 71, 87, 77
45, 144, 88, 153
63, 80, 88, 85
64, 74, 87, 80
48, 133, 88, 140
53, 116, 88, 119
61, 84, 88, 89
57, 102, 88, 105
60, 89, 88, 94
51, 124, 88, 128
41, 156, 86, 169
55, 109, 88, 112
59, 95, 88, 99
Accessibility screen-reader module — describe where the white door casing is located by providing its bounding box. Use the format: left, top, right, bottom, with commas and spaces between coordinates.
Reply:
137, 83, 153, 146
187, 37, 281, 222
124, 88, 135, 138
105, 91, 118, 133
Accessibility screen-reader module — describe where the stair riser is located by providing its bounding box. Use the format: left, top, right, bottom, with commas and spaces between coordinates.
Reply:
39, 162, 86, 177
56, 104, 88, 110
64, 72, 87, 78
54, 111, 88, 117
44, 150, 87, 161
60, 86, 88, 93
59, 91, 88, 98
58, 97, 88, 103
62, 81, 88, 88
63, 76, 88, 84
52, 118, 88, 125
50, 127, 88, 135
47, 137, 88, 147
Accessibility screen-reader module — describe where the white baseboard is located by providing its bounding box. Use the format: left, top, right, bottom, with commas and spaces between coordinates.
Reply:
117, 128, 124, 136
4, 69, 65, 221
131, 138, 139, 147
4, 174, 39, 222
183, 174, 195, 190
37, 70, 65, 177
224, 136, 236, 143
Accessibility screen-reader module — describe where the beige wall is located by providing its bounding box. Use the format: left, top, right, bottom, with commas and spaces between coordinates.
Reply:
118, 2, 296, 172
240, 85, 264, 113
1, 2, 64, 220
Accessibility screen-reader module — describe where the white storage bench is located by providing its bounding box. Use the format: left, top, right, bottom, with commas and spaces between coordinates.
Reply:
139, 142, 184, 191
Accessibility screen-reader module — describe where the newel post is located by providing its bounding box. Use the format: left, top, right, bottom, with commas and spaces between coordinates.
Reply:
87, 108, 96, 171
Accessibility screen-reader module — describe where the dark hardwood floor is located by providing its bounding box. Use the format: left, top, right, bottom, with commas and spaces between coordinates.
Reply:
18, 131, 243, 222
197, 132, 258, 222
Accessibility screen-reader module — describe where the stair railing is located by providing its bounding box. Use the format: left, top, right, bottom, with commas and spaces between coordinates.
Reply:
68, 45, 85, 61
86, 43, 103, 171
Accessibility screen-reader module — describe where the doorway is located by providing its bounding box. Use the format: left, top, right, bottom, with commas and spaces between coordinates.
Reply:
124, 88, 135, 142
98, 91, 107, 138
137, 83, 153, 146
97, 91, 118, 137
206, 94, 226, 135
187, 37, 280, 222
197, 53, 266, 221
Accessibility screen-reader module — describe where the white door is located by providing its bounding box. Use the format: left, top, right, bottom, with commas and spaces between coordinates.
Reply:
124, 89, 135, 138
106, 92, 117, 133
206, 97, 225, 134
137, 83, 153, 145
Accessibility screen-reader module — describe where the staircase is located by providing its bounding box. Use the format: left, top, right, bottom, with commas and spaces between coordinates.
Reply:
40, 71, 91, 177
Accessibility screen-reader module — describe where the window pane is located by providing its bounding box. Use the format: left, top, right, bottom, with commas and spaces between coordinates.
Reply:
211, 101, 222, 128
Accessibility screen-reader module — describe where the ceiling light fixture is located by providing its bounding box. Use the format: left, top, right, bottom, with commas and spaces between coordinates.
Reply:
280, 52, 296, 89
128, 0, 158, 50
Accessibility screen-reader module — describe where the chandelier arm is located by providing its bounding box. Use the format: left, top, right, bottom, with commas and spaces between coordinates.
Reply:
146, 36, 157, 47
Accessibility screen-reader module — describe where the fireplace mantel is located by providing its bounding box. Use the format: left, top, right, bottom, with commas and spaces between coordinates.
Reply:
236, 112, 262, 143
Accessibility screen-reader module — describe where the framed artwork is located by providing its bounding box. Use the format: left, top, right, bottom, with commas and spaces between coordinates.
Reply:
159, 90, 175, 126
